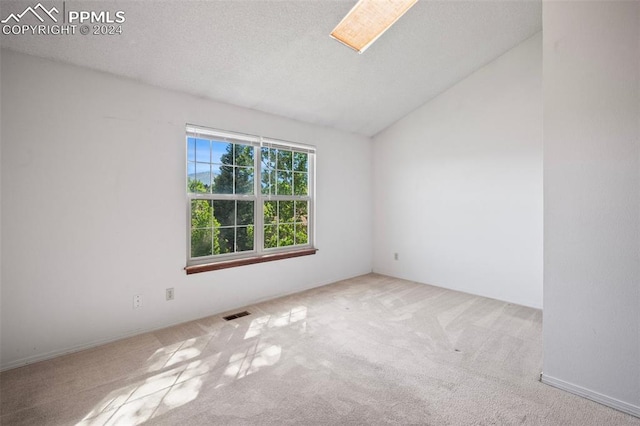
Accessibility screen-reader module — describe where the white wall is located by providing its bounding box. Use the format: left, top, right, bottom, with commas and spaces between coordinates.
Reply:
372, 33, 543, 308
0, 49, 373, 370
542, 2, 640, 416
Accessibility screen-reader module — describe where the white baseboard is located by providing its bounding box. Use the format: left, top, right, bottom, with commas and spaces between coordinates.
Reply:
541, 373, 640, 418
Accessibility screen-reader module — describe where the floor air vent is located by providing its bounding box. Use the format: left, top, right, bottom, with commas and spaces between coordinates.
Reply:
223, 311, 251, 321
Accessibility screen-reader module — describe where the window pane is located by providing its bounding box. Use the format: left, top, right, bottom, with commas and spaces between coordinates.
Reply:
295, 201, 308, 223
212, 141, 232, 165
211, 167, 221, 193
278, 224, 294, 247
217, 227, 235, 254
213, 200, 235, 226
213, 165, 234, 194
191, 228, 213, 258
264, 225, 277, 248
187, 137, 196, 162
294, 152, 308, 172
195, 138, 210, 163
191, 163, 211, 193
277, 150, 293, 171
293, 172, 308, 195
261, 147, 276, 169
234, 144, 254, 167
261, 169, 275, 195
235, 167, 254, 194
187, 162, 196, 192
191, 200, 214, 228
277, 171, 292, 195
280, 201, 294, 223
295, 224, 308, 245
237, 201, 254, 226
264, 201, 277, 224
237, 226, 254, 252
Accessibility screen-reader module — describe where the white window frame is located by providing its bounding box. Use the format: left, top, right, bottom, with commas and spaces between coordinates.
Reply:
186, 124, 315, 267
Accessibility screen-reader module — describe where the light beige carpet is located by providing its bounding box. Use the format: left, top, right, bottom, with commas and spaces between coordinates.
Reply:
1, 274, 638, 425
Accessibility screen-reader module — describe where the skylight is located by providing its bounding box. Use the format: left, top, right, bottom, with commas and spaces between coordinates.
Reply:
330, 0, 418, 53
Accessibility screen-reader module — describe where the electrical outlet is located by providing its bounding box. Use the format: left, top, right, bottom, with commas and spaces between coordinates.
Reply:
133, 294, 142, 309
166, 288, 174, 301
394, 253, 399, 261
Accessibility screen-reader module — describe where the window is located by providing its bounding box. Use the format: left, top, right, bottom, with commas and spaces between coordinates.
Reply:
185, 125, 316, 272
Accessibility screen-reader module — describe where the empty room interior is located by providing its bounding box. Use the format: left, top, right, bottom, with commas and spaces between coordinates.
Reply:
1, 0, 639, 424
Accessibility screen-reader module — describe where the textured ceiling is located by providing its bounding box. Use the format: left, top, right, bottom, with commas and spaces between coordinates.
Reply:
1, 0, 541, 136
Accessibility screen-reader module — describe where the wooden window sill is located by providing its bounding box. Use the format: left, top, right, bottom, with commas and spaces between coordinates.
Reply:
185, 248, 318, 274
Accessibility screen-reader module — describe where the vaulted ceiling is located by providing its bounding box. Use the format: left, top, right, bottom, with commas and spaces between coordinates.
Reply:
1, 0, 541, 136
